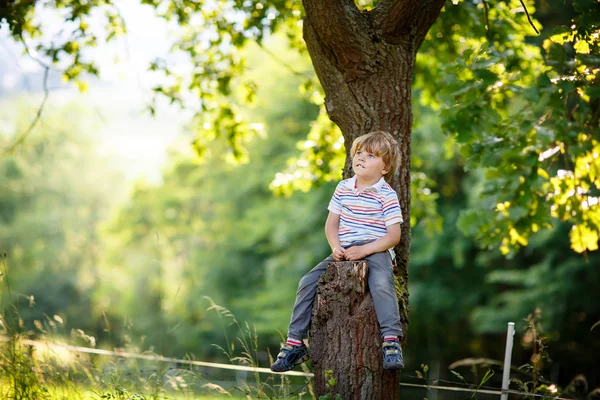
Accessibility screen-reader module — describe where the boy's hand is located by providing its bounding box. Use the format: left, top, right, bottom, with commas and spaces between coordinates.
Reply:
332, 247, 346, 261
344, 245, 368, 261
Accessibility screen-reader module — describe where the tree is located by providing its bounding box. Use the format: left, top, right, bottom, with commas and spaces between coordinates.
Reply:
2, 0, 445, 341
299, 1, 446, 340
3, 0, 600, 390
5, 0, 599, 255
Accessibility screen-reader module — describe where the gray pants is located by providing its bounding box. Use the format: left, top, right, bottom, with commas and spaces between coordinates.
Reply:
287, 243, 403, 340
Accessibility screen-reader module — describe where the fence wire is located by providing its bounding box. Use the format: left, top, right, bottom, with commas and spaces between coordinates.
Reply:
0, 337, 573, 400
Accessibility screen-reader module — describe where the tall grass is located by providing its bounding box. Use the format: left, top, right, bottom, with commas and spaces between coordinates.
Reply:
0, 255, 48, 398
0, 255, 309, 399
205, 296, 313, 399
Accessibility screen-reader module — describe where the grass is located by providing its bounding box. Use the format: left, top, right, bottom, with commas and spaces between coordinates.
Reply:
0, 381, 242, 400
0, 269, 309, 399
0, 326, 310, 399
4, 254, 592, 400
1, 256, 293, 399
0, 331, 299, 399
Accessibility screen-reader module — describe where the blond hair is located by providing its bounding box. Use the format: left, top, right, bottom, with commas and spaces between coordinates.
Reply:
350, 131, 400, 182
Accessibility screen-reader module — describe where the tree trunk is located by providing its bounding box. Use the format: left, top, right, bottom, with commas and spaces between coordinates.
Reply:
301, 0, 446, 397
304, 22, 415, 332
311, 260, 399, 399
302, 0, 445, 340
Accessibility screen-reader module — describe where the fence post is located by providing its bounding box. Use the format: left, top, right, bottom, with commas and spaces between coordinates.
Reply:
500, 322, 515, 400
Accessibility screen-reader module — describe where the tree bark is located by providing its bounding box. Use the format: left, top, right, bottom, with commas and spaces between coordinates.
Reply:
301, 0, 446, 397
311, 261, 399, 399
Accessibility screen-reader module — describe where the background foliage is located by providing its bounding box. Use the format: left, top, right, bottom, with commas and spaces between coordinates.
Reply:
1, 0, 599, 394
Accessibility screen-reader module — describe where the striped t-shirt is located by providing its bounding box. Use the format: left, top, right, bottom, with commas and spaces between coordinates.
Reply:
327, 176, 403, 247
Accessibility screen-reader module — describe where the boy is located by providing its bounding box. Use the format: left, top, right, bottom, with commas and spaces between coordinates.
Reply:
270, 130, 404, 373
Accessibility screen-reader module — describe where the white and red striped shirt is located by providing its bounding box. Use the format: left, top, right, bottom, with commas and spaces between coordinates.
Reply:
327, 176, 403, 247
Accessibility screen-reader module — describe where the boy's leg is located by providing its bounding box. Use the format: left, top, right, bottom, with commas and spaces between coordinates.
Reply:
365, 251, 403, 339
286, 255, 335, 341
365, 251, 404, 369
271, 255, 334, 373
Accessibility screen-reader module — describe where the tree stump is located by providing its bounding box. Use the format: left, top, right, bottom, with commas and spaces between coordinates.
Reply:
310, 261, 400, 399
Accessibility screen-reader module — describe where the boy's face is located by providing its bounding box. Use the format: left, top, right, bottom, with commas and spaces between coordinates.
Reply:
352, 148, 388, 181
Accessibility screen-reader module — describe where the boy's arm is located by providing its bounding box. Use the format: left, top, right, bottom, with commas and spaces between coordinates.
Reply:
344, 223, 401, 261
325, 212, 345, 261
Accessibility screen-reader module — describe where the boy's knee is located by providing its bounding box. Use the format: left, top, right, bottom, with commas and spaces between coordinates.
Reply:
370, 273, 394, 292
297, 273, 319, 295
296, 277, 311, 294
369, 264, 395, 293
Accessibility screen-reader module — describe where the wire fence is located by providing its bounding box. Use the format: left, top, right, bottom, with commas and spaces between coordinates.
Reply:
0, 336, 572, 400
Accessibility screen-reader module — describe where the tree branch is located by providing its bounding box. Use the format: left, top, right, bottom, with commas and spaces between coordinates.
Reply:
2, 65, 49, 155
256, 42, 313, 78
372, 0, 446, 49
411, 0, 447, 50
2, 36, 52, 155
371, 0, 420, 39
301, 0, 375, 76
519, 0, 539, 34
483, 0, 492, 41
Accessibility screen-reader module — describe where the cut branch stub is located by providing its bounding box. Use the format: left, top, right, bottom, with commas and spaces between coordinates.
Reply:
310, 261, 400, 400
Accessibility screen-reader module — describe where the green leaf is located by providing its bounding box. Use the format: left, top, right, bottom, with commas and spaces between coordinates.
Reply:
537, 168, 549, 179
586, 86, 600, 99
509, 206, 528, 220
550, 31, 574, 45
570, 224, 599, 253
475, 69, 498, 85
574, 40, 591, 54
74, 81, 89, 93
457, 210, 485, 236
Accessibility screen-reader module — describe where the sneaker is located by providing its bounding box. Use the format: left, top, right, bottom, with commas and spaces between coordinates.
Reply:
270, 343, 309, 372
382, 340, 404, 370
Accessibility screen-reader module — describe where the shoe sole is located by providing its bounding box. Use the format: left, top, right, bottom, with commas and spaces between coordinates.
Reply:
270, 354, 309, 373
383, 362, 404, 370
296, 354, 309, 365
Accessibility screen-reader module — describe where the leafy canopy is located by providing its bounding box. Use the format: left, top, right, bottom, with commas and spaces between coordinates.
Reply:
429, 0, 600, 255
2, 0, 599, 254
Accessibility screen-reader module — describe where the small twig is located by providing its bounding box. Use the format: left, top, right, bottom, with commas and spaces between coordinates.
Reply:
2, 36, 52, 154
2, 65, 50, 154
18, 34, 52, 70
482, 0, 492, 41
519, 0, 540, 34
0, 38, 32, 92
256, 41, 313, 79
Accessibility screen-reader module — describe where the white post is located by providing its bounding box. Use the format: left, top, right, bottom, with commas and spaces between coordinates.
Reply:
501, 322, 515, 400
